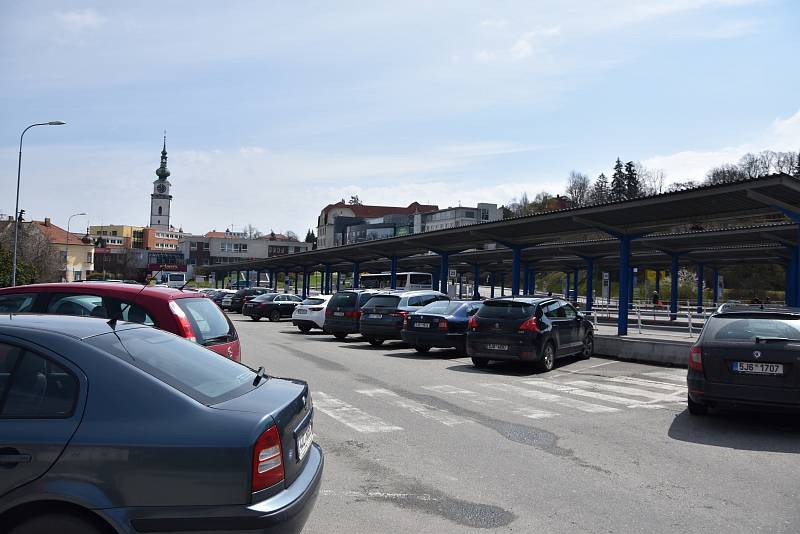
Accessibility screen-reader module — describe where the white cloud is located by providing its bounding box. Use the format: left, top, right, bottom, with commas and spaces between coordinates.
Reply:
55, 9, 106, 32
480, 18, 508, 29
475, 26, 561, 63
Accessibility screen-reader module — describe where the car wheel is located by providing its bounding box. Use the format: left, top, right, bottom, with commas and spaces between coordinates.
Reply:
333, 332, 348, 340
298, 324, 312, 333
471, 357, 489, 368
537, 342, 556, 372
269, 310, 281, 322
249, 315, 260, 321
580, 334, 593, 360
687, 395, 708, 416
10, 514, 102, 534
414, 345, 431, 353
368, 338, 385, 347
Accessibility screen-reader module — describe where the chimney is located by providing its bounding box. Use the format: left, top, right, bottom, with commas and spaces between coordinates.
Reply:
44, 217, 51, 226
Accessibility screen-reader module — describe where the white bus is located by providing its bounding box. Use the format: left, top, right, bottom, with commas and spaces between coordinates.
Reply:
359, 272, 433, 290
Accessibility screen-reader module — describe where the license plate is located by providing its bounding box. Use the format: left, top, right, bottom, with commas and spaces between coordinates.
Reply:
415, 322, 430, 328
732, 361, 784, 375
296, 424, 313, 462
333, 311, 344, 317
368, 314, 382, 319
296, 308, 307, 314
487, 343, 508, 351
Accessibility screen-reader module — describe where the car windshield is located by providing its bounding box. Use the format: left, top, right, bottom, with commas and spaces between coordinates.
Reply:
86, 327, 254, 405
705, 315, 800, 341
364, 295, 401, 308
303, 297, 326, 305
477, 300, 536, 319
174, 298, 236, 345
418, 301, 465, 315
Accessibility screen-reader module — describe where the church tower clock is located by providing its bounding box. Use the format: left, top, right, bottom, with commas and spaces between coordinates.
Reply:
150, 134, 173, 231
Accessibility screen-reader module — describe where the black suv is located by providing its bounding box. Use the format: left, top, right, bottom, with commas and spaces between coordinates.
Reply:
359, 290, 449, 347
466, 297, 593, 371
228, 288, 269, 313
324, 289, 383, 340
687, 304, 800, 415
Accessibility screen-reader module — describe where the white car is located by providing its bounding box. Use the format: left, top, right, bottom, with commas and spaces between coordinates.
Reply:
291, 294, 333, 333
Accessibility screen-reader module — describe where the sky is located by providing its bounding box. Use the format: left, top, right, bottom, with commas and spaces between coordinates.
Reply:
2, 0, 799, 237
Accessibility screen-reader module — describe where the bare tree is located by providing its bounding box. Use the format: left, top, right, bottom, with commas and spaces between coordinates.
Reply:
565, 171, 590, 207
348, 195, 363, 205
774, 151, 798, 174
633, 162, 665, 196
285, 230, 299, 242
243, 224, 262, 239
705, 163, 747, 184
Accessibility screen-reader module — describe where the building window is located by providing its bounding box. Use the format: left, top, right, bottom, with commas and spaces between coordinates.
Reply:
158, 206, 163, 215
73, 271, 82, 281
111, 230, 118, 236
203, 242, 210, 251
190, 242, 198, 250
86, 252, 93, 263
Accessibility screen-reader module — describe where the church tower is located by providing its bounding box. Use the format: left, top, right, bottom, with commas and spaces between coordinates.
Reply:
150, 134, 173, 230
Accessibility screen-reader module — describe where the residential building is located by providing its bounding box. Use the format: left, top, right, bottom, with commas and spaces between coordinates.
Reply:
413, 203, 501, 233
317, 202, 438, 249
34, 218, 95, 282
89, 224, 145, 249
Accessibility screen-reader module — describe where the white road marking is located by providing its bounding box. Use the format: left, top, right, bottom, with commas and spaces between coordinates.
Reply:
601, 375, 687, 393
549, 359, 619, 378
314, 391, 402, 433
321, 489, 439, 501
642, 371, 687, 384
480, 382, 619, 413
356, 388, 471, 426
423, 384, 556, 419
521, 379, 664, 408
567, 380, 683, 402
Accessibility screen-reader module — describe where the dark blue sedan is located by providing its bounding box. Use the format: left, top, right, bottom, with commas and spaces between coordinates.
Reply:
401, 300, 482, 354
0, 314, 323, 534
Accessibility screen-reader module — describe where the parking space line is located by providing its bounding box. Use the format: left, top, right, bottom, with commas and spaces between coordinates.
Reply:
480, 382, 619, 414
422, 385, 557, 419
566, 380, 683, 402
356, 388, 471, 427
642, 371, 687, 384
521, 379, 664, 408
601, 375, 687, 392
314, 391, 403, 433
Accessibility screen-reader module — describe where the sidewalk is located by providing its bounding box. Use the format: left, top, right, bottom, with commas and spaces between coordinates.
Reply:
592, 324, 694, 367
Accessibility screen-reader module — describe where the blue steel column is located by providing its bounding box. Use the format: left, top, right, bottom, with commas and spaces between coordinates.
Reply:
256, 270, 261, 288
490, 271, 496, 298
564, 271, 570, 299
473, 264, 480, 299
696, 263, 704, 313
670, 255, 679, 321
283, 271, 289, 293
618, 236, 631, 336
235, 270, 241, 289
439, 252, 449, 294
655, 270, 661, 296
245, 270, 251, 288
573, 270, 579, 305
511, 248, 522, 295
529, 267, 536, 295
712, 268, 719, 304
500, 273, 505, 297
353, 263, 360, 289
390, 255, 398, 289
432, 270, 440, 292
585, 259, 594, 311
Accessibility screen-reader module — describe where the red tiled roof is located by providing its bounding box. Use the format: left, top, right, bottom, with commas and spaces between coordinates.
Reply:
321, 201, 439, 220
32, 220, 92, 246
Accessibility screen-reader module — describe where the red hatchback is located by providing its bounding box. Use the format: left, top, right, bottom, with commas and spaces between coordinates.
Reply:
0, 282, 241, 361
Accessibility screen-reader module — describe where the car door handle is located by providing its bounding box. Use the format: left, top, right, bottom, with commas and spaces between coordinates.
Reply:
0, 453, 32, 465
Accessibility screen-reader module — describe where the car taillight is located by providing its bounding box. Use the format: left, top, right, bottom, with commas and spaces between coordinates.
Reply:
689, 346, 703, 371
309, 307, 323, 312
345, 310, 361, 319
468, 315, 478, 330
252, 425, 284, 492
518, 317, 540, 333
168, 301, 196, 342
325, 309, 333, 317
392, 310, 409, 328
437, 319, 449, 332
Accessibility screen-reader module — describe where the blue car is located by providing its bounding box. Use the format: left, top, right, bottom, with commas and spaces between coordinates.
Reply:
0, 314, 322, 534
401, 300, 482, 354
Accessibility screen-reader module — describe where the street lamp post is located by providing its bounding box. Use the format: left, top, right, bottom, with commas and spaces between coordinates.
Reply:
65, 212, 87, 282
11, 121, 66, 286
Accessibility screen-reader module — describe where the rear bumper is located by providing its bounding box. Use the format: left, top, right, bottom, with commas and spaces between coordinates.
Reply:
466, 333, 541, 361
688, 372, 800, 409
117, 443, 324, 534
323, 317, 359, 335
293, 318, 322, 329
401, 330, 465, 350
359, 322, 403, 340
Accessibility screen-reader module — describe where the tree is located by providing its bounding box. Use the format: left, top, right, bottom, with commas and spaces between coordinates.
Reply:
589, 173, 609, 204
795, 150, 800, 177
637, 164, 665, 196
565, 171, 590, 207
348, 195, 363, 205
285, 230, 299, 241
304, 229, 317, 244
624, 161, 640, 199
666, 180, 700, 192
705, 163, 747, 185
243, 223, 262, 239
610, 158, 627, 201
532, 191, 552, 211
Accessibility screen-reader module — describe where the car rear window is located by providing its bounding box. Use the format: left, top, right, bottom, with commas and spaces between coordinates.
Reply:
0, 293, 36, 313
478, 300, 536, 319
86, 327, 254, 405
364, 295, 401, 308
252, 293, 276, 302
175, 298, 237, 345
329, 292, 357, 308
418, 301, 464, 315
704, 315, 800, 341
303, 298, 326, 305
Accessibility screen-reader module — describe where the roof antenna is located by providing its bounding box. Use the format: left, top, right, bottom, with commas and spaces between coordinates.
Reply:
107, 268, 163, 329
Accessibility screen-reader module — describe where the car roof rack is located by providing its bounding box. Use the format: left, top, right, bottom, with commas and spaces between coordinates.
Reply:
716, 303, 800, 314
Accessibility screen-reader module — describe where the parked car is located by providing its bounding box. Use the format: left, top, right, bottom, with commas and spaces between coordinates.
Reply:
221, 291, 236, 310
243, 293, 304, 322
359, 290, 449, 347
401, 300, 482, 354
0, 282, 241, 362
687, 304, 800, 415
323, 289, 385, 340
0, 314, 322, 534
229, 287, 270, 313
292, 295, 333, 333
466, 297, 593, 371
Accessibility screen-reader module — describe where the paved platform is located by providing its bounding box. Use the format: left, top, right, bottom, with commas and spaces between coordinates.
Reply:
592, 324, 695, 367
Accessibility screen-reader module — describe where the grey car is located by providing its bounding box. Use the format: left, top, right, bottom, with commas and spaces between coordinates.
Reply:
0, 314, 323, 534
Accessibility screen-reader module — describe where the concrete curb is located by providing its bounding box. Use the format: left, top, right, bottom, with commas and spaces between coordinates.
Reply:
595, 335, 690, 367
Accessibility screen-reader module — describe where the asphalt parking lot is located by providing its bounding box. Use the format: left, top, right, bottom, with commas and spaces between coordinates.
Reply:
231, 313, 800, 534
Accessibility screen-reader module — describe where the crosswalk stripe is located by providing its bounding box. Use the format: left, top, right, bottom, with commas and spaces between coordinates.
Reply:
642, 371, 687, 384
422, 385, 556, 419
566, 380, 683, 402
600, 375, 687, 393
521, 379, 661, 407
356, 388, 471, 427
314, 391, 403, 433
480, 383, 618, 413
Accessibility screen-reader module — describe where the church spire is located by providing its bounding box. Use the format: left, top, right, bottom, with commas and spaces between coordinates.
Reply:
155, 131, 171, 180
